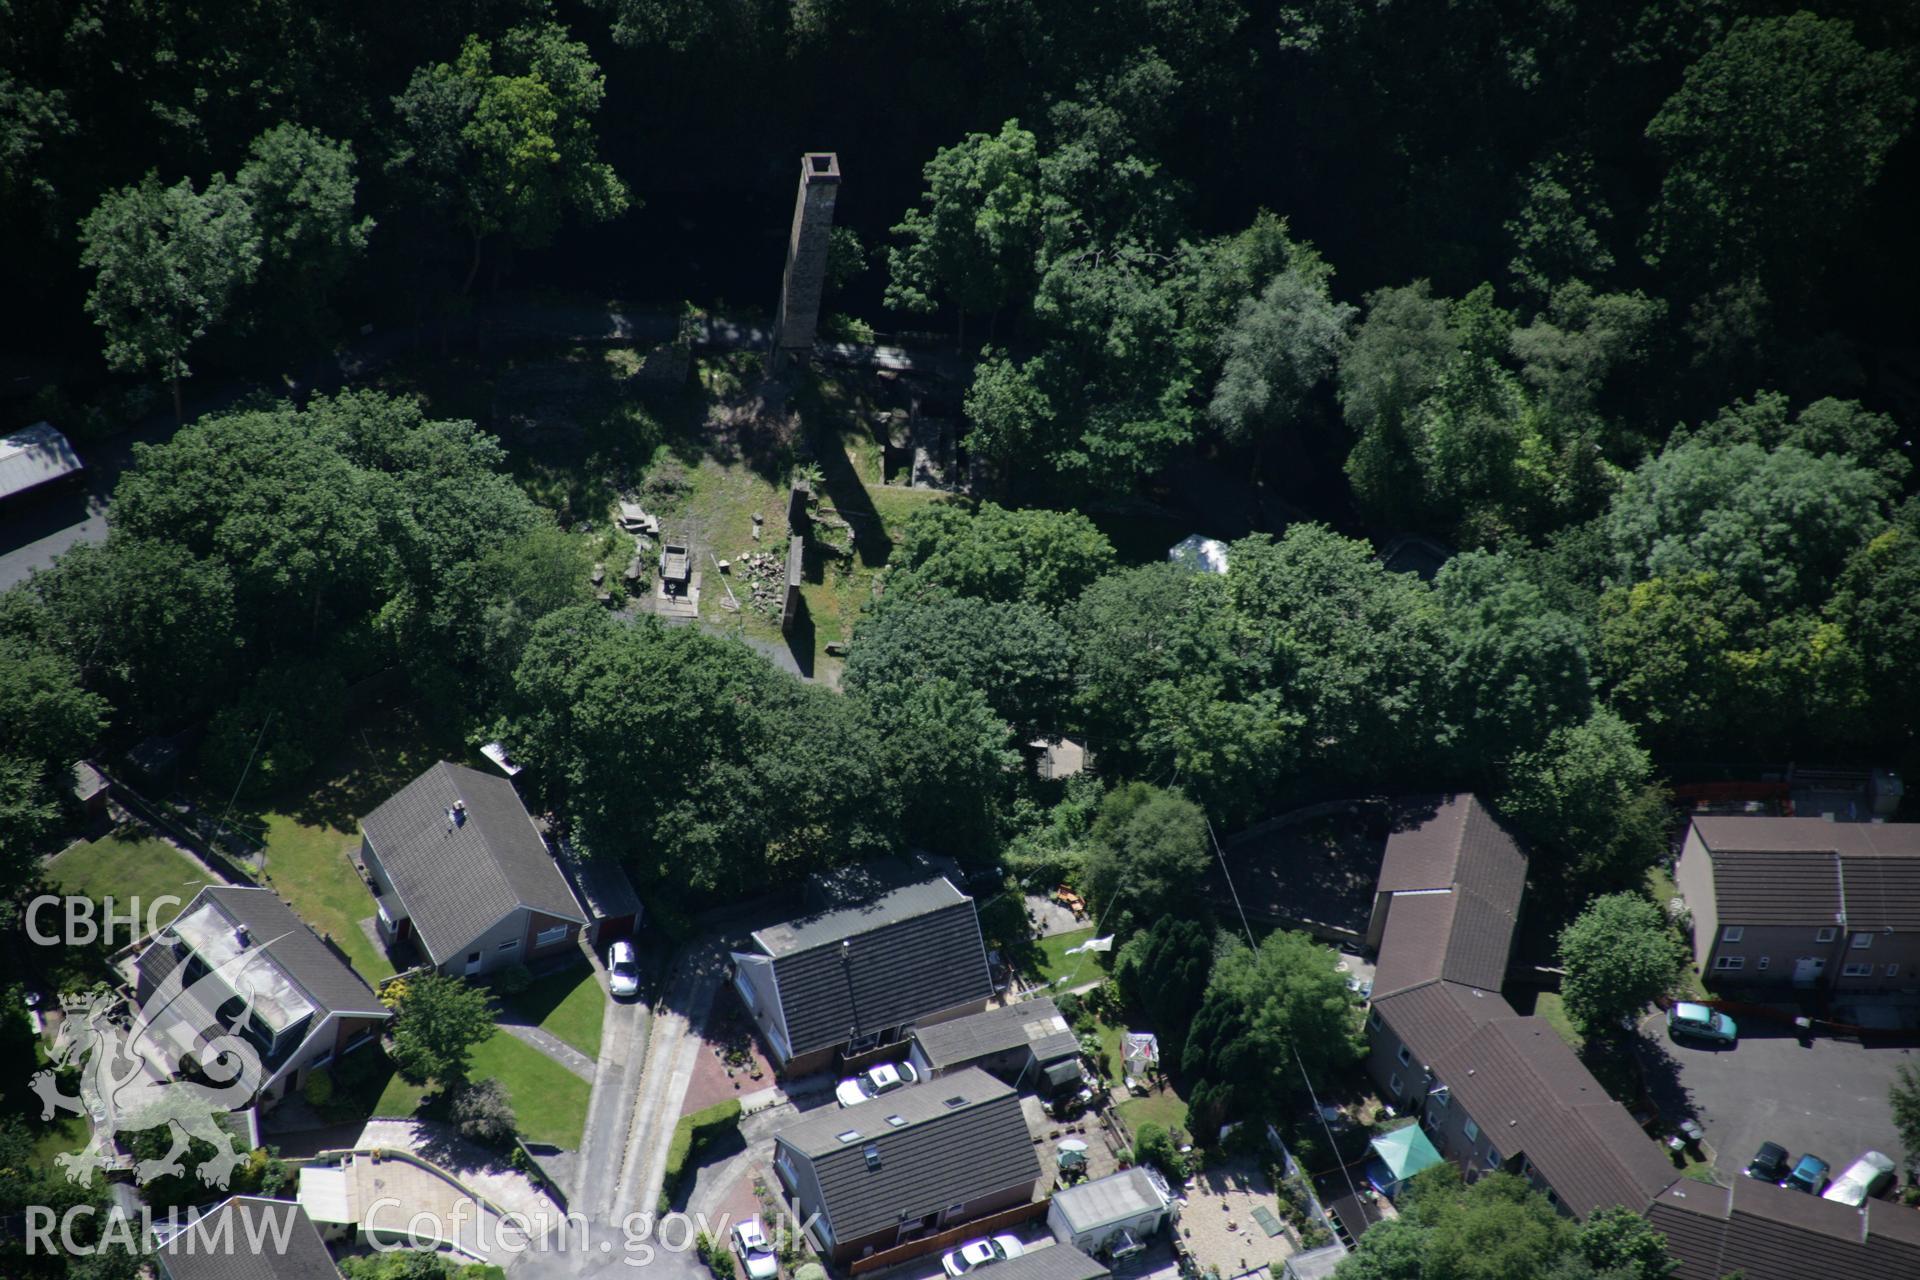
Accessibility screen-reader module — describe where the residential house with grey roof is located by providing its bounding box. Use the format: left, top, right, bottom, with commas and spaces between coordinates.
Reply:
1361, 795, 1674, 1220
155, 1196, 339, 1280
907, 996, 1079, 1087
1672, 815, 1920, 994
1648, 1171, 1920, 1280
358, 762, 587, 978
134, 886, 388, 1108
771, 1066, 1043, 1264
732, 861, 995, 1076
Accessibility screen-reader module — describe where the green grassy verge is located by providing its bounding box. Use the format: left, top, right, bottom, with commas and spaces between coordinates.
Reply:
367, 1027, 592, 1150
1032, 928, 1103, 991
466, 1032, 593, 1149
662, 1099, 743, 1210
1118, 1091, 1189, 1140
45, 831, 213, 989
1533, 991, 1584, 1053
257, 812, 393, 982
48, 829, 211, 924
502, 965, 604, 1059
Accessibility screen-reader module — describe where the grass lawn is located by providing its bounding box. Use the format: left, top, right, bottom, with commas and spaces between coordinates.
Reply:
368, 1029, 591, 1150
501, 965, 604, 1059
1118, 1090, 1190, 1140
467, 1032, 592, 1149
1032, 928, 1105, 991
45, 830, 213, 990
372, 1067, 430, 1121
48, 829, 212, 923
257, 812, 393, 983
1533, 991, 1584, 1053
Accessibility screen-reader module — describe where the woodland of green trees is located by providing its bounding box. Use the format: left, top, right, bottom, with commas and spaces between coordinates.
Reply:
3, 3, 1919, 1273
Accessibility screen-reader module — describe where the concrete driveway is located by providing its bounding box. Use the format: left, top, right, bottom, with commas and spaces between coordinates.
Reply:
1636, 1016, 1917, 1182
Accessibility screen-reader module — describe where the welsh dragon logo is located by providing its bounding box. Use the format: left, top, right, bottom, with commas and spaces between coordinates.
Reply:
31, 933, 280, 1189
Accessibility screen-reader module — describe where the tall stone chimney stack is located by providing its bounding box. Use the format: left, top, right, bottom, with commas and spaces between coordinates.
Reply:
773, 152, 840, 365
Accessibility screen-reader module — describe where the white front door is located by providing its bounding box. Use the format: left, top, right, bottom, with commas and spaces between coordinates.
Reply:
1793, 956, 1824, 986
465, 951, 484, 976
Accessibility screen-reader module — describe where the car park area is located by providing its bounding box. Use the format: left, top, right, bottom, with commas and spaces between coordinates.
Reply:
1637, 1014, 1916, 1189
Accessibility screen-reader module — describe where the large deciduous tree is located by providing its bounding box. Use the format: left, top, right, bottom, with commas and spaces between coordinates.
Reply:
887, 120, 1045, 346
1183, 930, 1359, 1133
1644, 13, 1914, 296
844, 590, 1072, 742
1557, 893, 1686, 1039
1207, 261, 1355, 457
387, 972, 497, 1088
508, 607, 895, 893
77, 172, 261, 420
891, 502, 1115, 608
389, 22, 628, 294
1497, 708, 1670, 900
235, 122, 372, 339
1079, 783, 1210, 942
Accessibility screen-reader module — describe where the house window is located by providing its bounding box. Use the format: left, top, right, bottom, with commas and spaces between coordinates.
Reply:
535, 924, 569, 947
1487, 1145, 1502, 1167
1756, 956, 1770, 971
1389, 1073, 1404, 1097
1816, 927, 1837, 943
1368, 1009, 1382, 1032
1721, 926, 1744, 943
498, 939, 519, 951
1429, 1086, 1449, 1111
1464, 1119, 1480, 1143
1713, 956, 1745, 971
1888, 964, 1901, 979
1843, 963, 1873, 977
1852, 933, 1873, 950
1396, 1045, 1411, 1066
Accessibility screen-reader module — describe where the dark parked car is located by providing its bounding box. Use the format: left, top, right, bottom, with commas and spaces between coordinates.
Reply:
1745, 1142, 1789, 1182
1781, 1154, 1830, 1195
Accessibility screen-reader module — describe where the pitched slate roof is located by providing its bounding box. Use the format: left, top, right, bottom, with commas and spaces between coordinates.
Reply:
1427, 1016, 1674, 1219
1377, 794, 1527, 906
1371, 797, 1527, 1000
1372, 980, 1513, 1061
912, 997, 1079, 1072
752, 871, 993, 1057
157, 1197, 338, 1280
201, 887, 387, 1015
360, 762, 584, 964
1649, 1174, 1920, 1280
1692, 816, 1920, 930
776, 1067, 1040, 1241
986, 1244, 1110, 1280
1050, 1167, 1171, 1235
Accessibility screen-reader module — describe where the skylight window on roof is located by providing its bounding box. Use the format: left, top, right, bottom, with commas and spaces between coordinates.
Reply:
886, 1114, 907, 1127
836, 1129, 862, 1143
944, 1095, 967, 1109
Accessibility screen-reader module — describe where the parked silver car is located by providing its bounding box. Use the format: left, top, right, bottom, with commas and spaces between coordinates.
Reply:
1822, 1151, 1896, 1206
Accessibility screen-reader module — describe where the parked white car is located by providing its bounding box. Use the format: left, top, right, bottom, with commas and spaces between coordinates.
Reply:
731, 1217, 779, 1280
942, 1235, 1024, 1277
607, 939, 641, 999
834, 1060, 917, 1107
1822, 1151, 1896, 1206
